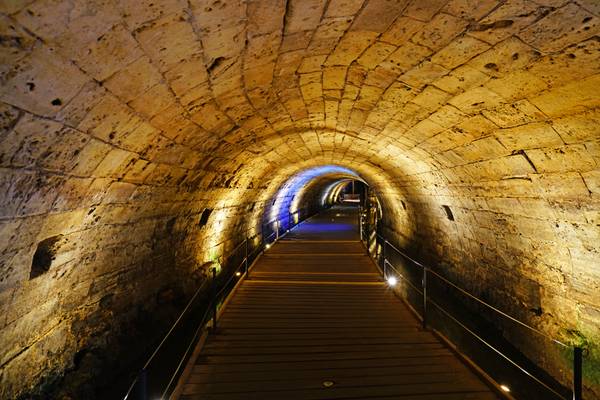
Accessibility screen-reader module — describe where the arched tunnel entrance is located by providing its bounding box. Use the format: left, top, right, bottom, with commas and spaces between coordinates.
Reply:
0, 1, 599, 399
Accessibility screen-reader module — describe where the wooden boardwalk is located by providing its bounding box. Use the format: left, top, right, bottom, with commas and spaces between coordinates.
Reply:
177, 206, 499, 399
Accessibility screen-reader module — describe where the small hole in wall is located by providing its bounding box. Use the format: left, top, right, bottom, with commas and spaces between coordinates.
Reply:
442, 205, 454, 221
199, 208, 213, 227
51, 98, 62, 106
400, 200, 406, 210
30, 235, 63, 279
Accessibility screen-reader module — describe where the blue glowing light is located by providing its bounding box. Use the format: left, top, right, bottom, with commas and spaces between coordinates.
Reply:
269, 165, 359, 227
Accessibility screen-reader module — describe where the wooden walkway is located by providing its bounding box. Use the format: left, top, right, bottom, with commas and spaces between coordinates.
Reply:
177, 206, 499, 399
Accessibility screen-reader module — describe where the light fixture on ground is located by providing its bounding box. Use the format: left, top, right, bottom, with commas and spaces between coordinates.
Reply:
265, 243, 271, 249
500, 384, 510, 393
235, 271, 241, 277
387, 276, 397, 286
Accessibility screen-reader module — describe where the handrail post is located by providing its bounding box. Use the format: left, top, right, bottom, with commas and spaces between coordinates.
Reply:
358, 206, 362, 237
359, 216, 362, 241
275, 220, 279, 241
574, 346, 583, 400
365, 223, 370, 255
382, 239, 386, 273
422, 267, 428, 329
211, 267, 217, 333
244, 237, 249, 278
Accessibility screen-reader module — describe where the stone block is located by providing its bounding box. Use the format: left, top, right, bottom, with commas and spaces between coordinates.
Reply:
0, 45, 88, 117
467, 0, 540, 44
412, 13, 469, 51
448, 86, 505, 114
129, 83, 177, 118
77, 95, 141, 143
357, 41, 396, 69
482, 99, 545, 128
380, 42, 432, 75
325, 31, 378, 66
120, 0, 186, 30
381, 16, 425, 46
526, 38, 600, 88
135, 13, 203, 72
72, 24, 144, 81
431, 35, 491, 70
70, 139, 113, 176
323, 66, 347, 90
526, 145, 597, 174
536, 74, 600, 117
485, 70, 549, 102
442, 0, 499, 20
92, 148, 137, 179
518, 3, 599, 53
403, 0, 447, 21
103, 56, 163, 103
399, 62, 449, 89
284, 0, 326, 34
494, 122, 563, 151
534, 172, 592, 199
582, 170, 600, 195
247, 0, 286, 35
350, 0, 407, 33
325, 0, 365, 17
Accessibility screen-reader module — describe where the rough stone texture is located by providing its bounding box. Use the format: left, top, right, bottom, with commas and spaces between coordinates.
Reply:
0, 0, 599, 398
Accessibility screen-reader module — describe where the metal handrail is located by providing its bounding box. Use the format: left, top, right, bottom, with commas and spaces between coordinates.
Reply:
384, 259, 422, 294
124, 206, 314, 400
426, 268, 568, 348
263, 208, 303, 227
373, 232, 568, 347
160, 305, 212, 398
383, 258, 567, 399
427, 296, 568, 400
361, 220, 582, 400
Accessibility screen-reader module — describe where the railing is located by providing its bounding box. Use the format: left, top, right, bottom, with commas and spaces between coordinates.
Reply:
358, 209, 584, 400
123, 207, 311, 400
261, 207, 309, 245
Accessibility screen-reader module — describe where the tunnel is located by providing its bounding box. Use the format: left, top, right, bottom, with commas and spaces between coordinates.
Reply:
0, 0, 599, 399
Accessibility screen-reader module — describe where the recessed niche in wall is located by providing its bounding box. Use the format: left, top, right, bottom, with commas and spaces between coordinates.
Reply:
30, 235, 63, 279
442, 205, 454, 221
199, 208, 213, 227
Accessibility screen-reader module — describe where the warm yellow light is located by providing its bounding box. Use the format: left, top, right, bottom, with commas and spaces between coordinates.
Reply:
500, 384, 510, 393
235, 272, 241, 277
387, 276, 397, 286
265, 243, 271, 249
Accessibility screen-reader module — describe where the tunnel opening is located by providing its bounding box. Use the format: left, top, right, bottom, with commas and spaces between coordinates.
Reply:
1, 1, 598, 399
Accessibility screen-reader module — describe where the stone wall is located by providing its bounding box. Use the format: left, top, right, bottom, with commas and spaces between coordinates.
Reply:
0, 0, 599, 398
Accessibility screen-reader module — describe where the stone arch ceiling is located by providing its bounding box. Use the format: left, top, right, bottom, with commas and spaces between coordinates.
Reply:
1, 0, 600, 398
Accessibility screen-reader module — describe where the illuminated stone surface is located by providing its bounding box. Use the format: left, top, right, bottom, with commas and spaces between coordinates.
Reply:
0, 0, 598, 398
